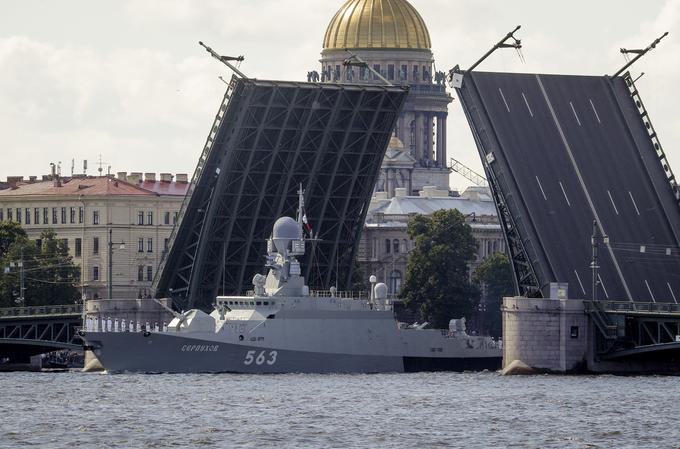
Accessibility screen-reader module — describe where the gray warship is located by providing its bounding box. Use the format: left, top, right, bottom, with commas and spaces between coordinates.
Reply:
81, 193, 501, 374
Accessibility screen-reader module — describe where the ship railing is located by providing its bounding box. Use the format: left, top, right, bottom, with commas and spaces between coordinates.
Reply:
82, 317, 169, 333
243, 290, 368, 300
310, 290, 368, 300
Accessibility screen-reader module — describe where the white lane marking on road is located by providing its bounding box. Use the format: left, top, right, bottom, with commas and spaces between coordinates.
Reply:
607, 190, 619, 215
667, 282, 678, 304
574, 270, 586, 296
569, 101, 582, 126
522, 92, 533, 117
535, 175, 548, 200
559, 181, 571, 206
589, 99, 601, 124
499, 88, 511, 112
598, 274, 609, 299
645, 279, 656, 303
535, 74, 634, 301
628, 191, 640, 215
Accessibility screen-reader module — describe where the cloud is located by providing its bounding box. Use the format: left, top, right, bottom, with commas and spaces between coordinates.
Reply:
0, 35, 224, 178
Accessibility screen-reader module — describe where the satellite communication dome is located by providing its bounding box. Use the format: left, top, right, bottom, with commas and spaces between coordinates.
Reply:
374, 282, 388, 299
272, 216, 300, 253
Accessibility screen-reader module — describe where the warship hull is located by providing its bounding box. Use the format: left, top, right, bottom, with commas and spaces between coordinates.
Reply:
82, 330, 501, 374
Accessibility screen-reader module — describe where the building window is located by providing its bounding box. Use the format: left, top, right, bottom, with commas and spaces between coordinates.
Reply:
570, 326, 579, 338
164, 238, 169, 251
147, 211, 153, 226
137, 266, 144, 281
43, 207, 48, 224
24, 208, 30, 225
35, 239, 42, 249
93, 237, 99, 255
413, 65, 419, 81
93, 210, 100, 225
6, 209, 11, 221
75, 238, 82, 257
385, 239, 391, 254
138, 211, 144, 225
78, 207, 84, 224
62, 238, 68, 250
400, 64, 408, 81
373, 64, 381, 81
146, 266, 153, 282
16, 208, 22, 224
173, 212, 178, 224
164, 211, 170, 225
389, 270, 402, 294
147, 238, 153, 253
52, 207, 57, 224
61, 207, 66, 224
401, 239, 408, 253
70, 207, 76, 224
138, 237, 144, 252
34, 208, 40, 225
393, 239, 400, 254
387, 64, 395, 80
334, 64, 340, 81
93, 266, 99, 281
359, 66, 367, 80
0, 209, 3, 221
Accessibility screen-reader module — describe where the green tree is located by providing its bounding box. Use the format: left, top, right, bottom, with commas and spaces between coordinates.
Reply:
400, 209, 479, 329
0, 221, 27, 256
0, 227, 80, 307
472, 251, 515, 338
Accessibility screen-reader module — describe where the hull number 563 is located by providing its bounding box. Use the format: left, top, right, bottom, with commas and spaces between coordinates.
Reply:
244, 350, 277, 366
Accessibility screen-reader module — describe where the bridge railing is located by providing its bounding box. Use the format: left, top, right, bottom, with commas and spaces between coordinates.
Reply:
585, 300, 680, 315
0, 304, 83, 318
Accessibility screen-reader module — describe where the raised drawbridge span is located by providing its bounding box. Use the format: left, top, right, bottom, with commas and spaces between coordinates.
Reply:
153, 76, 408, 310
455, 69, 680, 358
456, 70, 680, 303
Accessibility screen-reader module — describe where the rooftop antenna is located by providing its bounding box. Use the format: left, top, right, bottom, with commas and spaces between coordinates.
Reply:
218, 76, 229, 85
611, 32, 669, 78
448, 25, 523, 87
343, 49, 393, 86
198, 41, 247, 78
83, 159, 88, 176
97, 154, 109, 177
71, 158, 75, 176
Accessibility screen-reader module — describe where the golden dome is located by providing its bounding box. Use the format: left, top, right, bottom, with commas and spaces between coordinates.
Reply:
323, 0, 431, 50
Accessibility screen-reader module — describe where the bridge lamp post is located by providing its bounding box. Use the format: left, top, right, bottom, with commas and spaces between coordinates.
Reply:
107, 228, 125, 300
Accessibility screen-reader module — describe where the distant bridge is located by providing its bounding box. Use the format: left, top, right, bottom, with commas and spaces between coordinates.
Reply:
0, 305, 83, 363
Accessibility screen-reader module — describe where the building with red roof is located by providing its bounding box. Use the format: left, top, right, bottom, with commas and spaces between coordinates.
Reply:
0, 172, 189, 300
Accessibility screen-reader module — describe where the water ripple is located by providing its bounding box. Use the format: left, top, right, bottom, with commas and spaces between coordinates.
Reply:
1, 371, 680, 448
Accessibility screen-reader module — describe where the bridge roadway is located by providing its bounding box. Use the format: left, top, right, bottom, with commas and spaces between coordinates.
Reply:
457, 71, 680, 303
0, 305, 83, 363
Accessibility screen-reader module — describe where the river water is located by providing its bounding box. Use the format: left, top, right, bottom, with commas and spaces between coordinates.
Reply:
1, 371, 679, 448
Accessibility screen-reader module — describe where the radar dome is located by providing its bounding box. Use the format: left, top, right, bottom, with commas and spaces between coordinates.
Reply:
272, 216, 300, 240
374, 282, 388, 299
272, 216, 300, 253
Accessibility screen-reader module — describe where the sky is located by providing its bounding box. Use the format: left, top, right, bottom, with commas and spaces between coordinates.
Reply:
1, 0, 678, 190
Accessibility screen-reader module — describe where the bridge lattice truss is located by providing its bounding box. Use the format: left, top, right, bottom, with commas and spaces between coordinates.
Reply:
154, 79, 407, 310
0, 307, 83, 349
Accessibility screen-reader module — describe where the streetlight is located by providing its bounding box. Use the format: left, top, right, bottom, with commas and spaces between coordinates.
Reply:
108, 228, 125, 299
